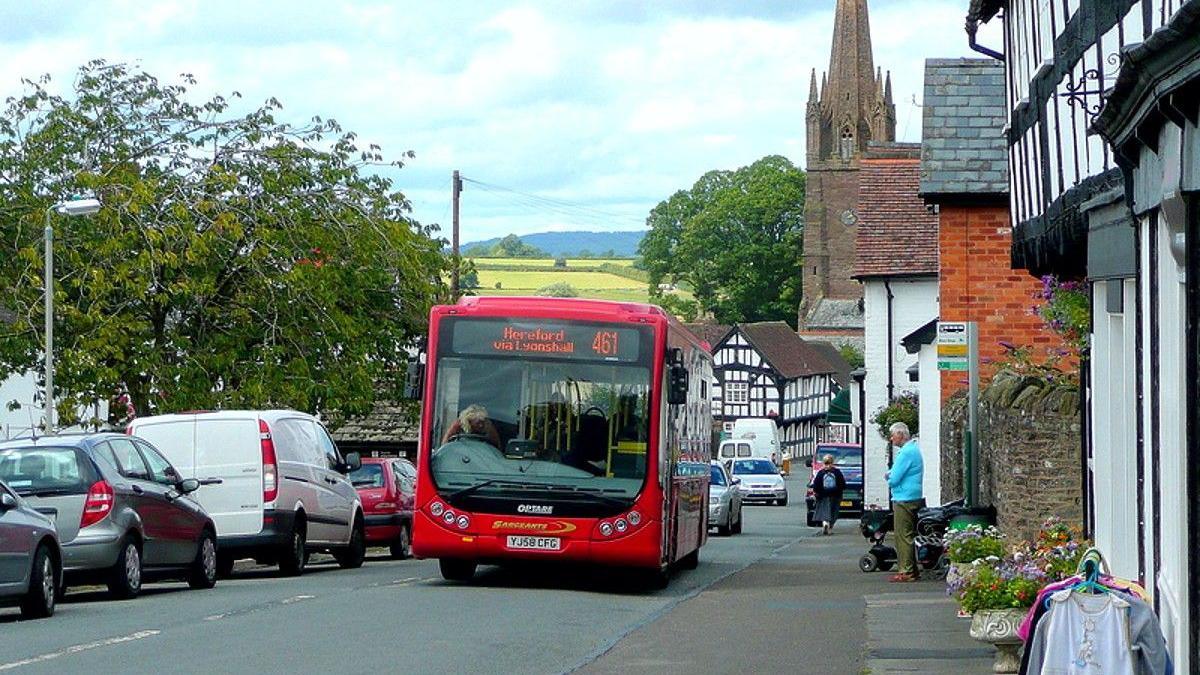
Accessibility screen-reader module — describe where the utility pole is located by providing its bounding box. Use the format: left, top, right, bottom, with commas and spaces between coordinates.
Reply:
450, 170, 462, 299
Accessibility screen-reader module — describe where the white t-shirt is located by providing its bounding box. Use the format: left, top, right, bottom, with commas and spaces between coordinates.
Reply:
1036, 589, 1134, 674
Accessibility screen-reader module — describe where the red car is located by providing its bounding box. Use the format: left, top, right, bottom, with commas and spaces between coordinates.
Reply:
349, 458, 416, 559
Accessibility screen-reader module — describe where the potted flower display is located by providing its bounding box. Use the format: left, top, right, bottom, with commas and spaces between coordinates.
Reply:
944, 519, 1086, 674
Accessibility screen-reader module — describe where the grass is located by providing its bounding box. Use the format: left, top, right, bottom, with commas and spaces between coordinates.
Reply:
471, 257, 635, 268
464, 265, 691, 305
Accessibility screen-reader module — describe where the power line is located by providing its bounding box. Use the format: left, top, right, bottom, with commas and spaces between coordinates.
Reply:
459, 176, 645, 227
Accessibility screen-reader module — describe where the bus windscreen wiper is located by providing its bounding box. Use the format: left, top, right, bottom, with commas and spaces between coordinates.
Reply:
448, 479, 535, 499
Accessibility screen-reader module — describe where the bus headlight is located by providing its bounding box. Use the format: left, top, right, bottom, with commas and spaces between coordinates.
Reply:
599, 522, 614, 537
430, 502, 445, 517
456, 515, 470, 530
614, 518, 628, 533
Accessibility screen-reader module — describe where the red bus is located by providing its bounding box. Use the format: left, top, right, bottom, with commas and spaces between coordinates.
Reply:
409, 296, 713, 587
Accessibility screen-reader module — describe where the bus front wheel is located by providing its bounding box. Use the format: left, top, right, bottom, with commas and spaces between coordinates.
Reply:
678, 548, 699, 570
439, 558, 477, 582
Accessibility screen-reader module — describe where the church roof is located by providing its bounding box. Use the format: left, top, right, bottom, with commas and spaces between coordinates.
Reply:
735, 322, 839, 380
853, 143, 939, 279
919, 59, 1008, 200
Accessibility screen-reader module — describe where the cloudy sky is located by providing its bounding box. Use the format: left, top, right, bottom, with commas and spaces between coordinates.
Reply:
0, 1, 1000, 244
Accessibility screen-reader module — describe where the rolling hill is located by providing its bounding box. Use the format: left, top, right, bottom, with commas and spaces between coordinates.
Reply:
461, 230, 645, 258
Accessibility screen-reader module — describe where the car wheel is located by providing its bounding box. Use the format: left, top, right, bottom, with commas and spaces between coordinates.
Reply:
188, 532, 218, 589
732, 506, 743, 534
107, 538, 143, 599
716, 510, 731, 536
859, 553, 879, 573
333, 519, 366, 569
780, 494, 789, 506
439, 558, 477, 582
390, 523, 412, 560
20, 544, 56, 619
278, 522, 307, 577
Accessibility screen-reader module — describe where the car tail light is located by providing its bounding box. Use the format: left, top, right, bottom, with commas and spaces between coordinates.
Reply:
260, 419, 278, 503
80, 480, 114, 528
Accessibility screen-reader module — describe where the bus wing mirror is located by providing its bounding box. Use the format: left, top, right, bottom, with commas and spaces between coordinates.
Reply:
668, 364, 688, 405
404, 360, 425, 400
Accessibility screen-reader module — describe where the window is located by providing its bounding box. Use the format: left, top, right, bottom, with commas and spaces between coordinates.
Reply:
316, 425, 342, 469
725, 381, 749, 404
135, 441, 179, 485
108, 438, 150, 480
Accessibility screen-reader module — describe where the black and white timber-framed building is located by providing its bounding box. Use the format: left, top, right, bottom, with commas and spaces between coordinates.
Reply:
968, 0, 1200, 666
685, 322, 849, 459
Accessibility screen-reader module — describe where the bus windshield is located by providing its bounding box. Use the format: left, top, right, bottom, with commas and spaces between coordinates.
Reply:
430, 318, 653, 507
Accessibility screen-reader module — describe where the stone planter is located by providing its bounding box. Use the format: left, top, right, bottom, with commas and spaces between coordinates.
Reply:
968, 608, 1026, 673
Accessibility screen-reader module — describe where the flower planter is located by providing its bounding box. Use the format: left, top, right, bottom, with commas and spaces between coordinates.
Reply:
968, 608, 1025, 674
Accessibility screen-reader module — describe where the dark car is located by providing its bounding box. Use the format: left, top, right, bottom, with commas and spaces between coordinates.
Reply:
0, 478, 61, 619
349, 457, 415, 559
0, 433, 218, 599
805, 443, 864, 527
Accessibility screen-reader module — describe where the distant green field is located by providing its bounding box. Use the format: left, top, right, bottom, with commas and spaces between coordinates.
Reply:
471, 257, 635, 268
465, 264, 690, 305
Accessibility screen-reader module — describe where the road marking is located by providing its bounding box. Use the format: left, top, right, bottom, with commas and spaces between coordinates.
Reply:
280, 594, 314, 604
204, 594, 315, 622
0, 630, 160, 671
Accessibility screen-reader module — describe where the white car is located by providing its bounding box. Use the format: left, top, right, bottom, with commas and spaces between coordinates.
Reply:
128, 410, 365, 576
728, 458, 788, 506
708, 460, 743, 535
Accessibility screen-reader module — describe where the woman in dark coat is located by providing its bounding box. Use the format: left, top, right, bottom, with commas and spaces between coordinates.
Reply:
811, 454, 846, 535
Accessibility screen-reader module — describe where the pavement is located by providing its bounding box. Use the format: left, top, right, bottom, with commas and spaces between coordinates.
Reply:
578, 474, 994, 675
0, 474, 995, 674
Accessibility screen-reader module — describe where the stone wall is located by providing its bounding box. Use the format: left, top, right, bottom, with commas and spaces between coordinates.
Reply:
940, 369, 1082, 540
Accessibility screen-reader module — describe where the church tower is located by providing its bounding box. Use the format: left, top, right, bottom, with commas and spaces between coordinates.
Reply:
799, 0, 895, 342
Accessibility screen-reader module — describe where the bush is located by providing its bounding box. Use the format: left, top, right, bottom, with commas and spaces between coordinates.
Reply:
494, 281, 502, 289
871, 392, 918, 439
536, 282, 577, 298
838, 343, 864, 369
553, 257, 567, 268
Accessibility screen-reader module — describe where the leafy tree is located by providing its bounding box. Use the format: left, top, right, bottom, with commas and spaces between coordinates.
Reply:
536, 282, 577, 298
553, 256, 567, 268
491, 234, 547, 258
838, 343, 865, 370
460, 269, 480, 290
0, 61, 446, 423
639, 155, 805, 326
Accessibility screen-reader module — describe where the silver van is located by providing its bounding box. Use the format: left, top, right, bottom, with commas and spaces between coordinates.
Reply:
129, 410, 364, 576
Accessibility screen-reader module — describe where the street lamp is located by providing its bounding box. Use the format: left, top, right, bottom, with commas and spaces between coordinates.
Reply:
44, 197, 102, 434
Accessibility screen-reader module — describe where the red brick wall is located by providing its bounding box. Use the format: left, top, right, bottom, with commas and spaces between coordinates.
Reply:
938, 204, 1066, 401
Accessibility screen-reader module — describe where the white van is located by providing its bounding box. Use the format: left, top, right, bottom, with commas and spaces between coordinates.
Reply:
128, 410, 364, 576
730, 418, 782, 465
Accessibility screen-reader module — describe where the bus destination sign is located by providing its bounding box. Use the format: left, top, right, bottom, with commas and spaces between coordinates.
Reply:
450, 320, 642, 362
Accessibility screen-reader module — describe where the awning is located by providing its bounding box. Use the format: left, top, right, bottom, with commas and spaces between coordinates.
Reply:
828, 388, 852, 424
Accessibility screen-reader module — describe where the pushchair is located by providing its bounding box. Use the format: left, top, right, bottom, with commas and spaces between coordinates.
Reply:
857, 500, 968, 577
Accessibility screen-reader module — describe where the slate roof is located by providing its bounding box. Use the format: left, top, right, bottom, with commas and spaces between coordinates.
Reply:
734, 322, 837, 379
801, 298, 864, 331
853, 143, 939, 279
328, 399, 419, 444
919, 59, 1008, 199
682, 323, 732, 349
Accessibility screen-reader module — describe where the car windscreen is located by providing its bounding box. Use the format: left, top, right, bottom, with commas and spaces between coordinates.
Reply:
348, 463, 385, 488
0, 446, 92, 496
430, 318, 654, 508
817, 448, 863, 466
731, 459, 776, 475
709, 465, 727, 486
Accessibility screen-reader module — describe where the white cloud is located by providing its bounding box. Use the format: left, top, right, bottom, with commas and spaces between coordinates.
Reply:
0, 0, 996, 241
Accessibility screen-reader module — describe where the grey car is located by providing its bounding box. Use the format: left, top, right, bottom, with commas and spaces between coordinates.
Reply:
0, 478, 61, 619
708, 460, 743, 535
0, 433, 218, 599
